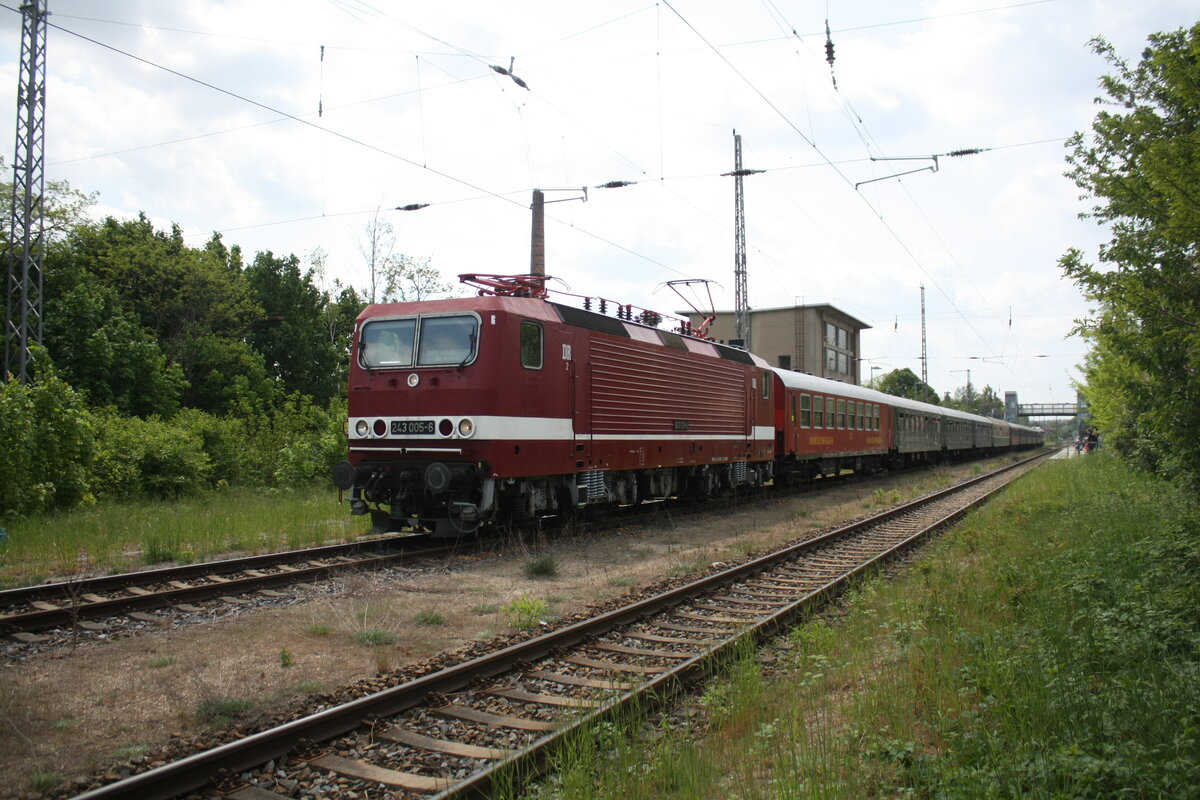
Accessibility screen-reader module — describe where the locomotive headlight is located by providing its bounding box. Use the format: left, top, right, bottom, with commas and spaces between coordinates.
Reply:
355, 419, 369, 438
458, 418, 475, 438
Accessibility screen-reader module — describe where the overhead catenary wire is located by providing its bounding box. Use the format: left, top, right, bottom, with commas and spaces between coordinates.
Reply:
9, 5, 695, 285
11, 1, 1089, 398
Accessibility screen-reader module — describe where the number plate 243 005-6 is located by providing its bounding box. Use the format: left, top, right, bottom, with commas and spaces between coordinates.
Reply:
391, 420, 435, 435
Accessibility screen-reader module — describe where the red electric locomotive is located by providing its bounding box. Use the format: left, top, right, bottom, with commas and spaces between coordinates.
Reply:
333, 275, 777, 535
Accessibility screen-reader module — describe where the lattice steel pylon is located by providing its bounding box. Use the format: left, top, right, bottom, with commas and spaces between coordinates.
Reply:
5, 0, 49, 384
732, 130, 749, 351
919, 283, 927, 387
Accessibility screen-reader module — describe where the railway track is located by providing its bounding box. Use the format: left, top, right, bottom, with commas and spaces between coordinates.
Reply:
0, 454, 989, 643
0, 535, 457, 638
73, 450, 1050, 800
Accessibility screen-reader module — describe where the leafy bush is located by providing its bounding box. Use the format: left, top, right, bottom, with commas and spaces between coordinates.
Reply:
173, 408, 253, 487
0, 356, 94, 517
273, 397, 347, 487
91, 412, 212, 500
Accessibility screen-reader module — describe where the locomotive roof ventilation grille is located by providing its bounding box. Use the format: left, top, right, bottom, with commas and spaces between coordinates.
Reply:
550, 302, 632, 338
551, 301, 755, 365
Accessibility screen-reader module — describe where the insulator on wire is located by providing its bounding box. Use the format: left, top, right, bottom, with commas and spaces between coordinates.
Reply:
825, 20, 839, 90
599, 299, 607, 315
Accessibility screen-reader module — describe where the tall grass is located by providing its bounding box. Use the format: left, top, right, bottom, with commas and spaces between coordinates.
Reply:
518, 453, 1200, 798
0, 485, 371, 585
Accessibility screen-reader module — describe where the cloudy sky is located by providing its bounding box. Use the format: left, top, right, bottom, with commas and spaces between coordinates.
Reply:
2, 0, 1196, 405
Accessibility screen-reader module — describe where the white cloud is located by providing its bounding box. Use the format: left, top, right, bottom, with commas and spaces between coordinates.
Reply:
2, 0, 1195, 403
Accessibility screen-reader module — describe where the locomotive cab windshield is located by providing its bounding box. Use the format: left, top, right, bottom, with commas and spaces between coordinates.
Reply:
359, 313, 479, 369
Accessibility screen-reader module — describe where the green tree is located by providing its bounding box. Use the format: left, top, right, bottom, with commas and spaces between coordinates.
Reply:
875, 368, 939, 404
942, 383, 1003, 418
0, 158, 96, 245
1060, 25, 1200, 485
42, 262, 184, 417
62, 217, 272, 414
245, 250, 340, 404
379, 254, 454, 303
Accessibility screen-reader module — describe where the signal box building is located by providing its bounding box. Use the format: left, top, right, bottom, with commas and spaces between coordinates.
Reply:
683, 304, 870, 385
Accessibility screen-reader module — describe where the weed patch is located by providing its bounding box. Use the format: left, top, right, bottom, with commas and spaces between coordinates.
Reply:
523, 555, 558, 578
354, 628, 398, 647
502, 596, 548, 630
195, 696, 255, 727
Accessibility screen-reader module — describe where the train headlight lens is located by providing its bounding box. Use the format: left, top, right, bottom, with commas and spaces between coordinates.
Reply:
458, 418, 475, 438
407, 373, 420, 387
355, 420, 369, 437
438, 418, 454, 437
373, 419, 387, 436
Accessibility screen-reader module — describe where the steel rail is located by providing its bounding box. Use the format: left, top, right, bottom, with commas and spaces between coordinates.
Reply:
73, 450, 1048, 800
1, 534, 433, 600
0, 536, 452, 634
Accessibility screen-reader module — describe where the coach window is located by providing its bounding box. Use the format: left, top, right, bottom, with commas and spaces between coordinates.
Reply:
857, 402, 865, 430
814, 396, 824, 428
837, 398, 846, 429
520, 320, 543, 369
874, 404, 880, 431
800, 394, 811, 427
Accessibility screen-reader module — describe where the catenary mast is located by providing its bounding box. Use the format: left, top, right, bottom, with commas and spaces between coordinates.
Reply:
732, 131, 749, 350
4, 0, 49, 384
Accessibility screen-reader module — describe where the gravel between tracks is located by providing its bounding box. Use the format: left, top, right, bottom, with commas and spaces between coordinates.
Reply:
0, 459, 1018, 798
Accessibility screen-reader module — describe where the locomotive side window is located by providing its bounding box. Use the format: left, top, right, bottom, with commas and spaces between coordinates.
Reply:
416, 315, 479, 366
520, 320, 543, 369
762, 372, 771, 399
359, 317, 416, 368
800, 394, 811, 427
814, 396, 824, 428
